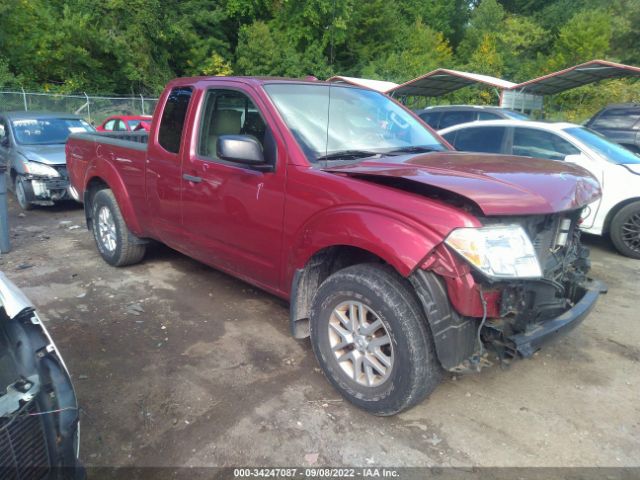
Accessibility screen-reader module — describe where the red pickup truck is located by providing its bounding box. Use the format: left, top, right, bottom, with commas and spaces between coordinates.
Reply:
66, 77, 605, 415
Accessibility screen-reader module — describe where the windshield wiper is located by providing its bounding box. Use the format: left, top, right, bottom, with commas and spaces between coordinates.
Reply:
385, 146, 441, 155
316, 150, 380, 161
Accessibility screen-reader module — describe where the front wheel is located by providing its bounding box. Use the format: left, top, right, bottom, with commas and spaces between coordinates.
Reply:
310, 264, 441, 416
91, 189, 146, 266
14, 176, 33, 210
610, 201, 640, 259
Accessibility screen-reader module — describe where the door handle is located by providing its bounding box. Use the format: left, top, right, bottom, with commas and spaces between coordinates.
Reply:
183, 174, 202, 183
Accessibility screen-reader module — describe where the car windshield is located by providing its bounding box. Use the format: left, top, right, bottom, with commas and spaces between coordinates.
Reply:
264, 84, 447, 163
503, 110, 529, 120
11, 117, 93, 145
565, 126, 640, 165
128, 120, 142, 129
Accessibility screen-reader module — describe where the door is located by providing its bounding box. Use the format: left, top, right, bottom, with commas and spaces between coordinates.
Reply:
145, 86, 194, 246
181, 87, 285, 289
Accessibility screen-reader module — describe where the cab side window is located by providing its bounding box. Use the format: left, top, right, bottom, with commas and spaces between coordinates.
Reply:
198, 89, 275, 166
158, 87, 193, 154
104, 119, 116, 131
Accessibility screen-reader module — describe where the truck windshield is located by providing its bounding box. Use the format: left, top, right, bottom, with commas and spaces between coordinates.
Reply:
565, 127, 640, 165
264, 84, 447, 163
11, 118, 93, 145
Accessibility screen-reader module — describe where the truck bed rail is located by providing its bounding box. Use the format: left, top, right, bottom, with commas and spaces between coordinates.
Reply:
68, 131, 148, 150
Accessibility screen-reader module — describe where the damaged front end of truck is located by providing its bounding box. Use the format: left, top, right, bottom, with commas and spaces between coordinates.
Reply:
0, 273, 83, 479
413, 208, 607, 372
325, 153, 607, 373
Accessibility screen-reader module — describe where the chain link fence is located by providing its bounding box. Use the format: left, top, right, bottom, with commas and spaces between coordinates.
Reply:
0, 90, 158, 126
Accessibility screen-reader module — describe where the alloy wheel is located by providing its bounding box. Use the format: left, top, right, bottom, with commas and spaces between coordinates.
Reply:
328, 301, 394, 387
621, 211, 640, 253
97, 206, 117, 253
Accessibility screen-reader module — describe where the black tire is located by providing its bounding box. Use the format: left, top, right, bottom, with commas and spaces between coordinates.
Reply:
310, 263, 442, 416
91, 189, 146, 266
14, 176, 33, 210
610, 201, 640, 259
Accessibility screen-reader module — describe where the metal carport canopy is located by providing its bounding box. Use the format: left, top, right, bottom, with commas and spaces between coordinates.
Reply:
387, 69, 517, 97
326, 76, 399, 93
512, 60, 640, 95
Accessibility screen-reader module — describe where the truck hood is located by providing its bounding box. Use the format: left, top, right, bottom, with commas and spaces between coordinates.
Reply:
16, 144, 66, 165
323, 152, 601, 216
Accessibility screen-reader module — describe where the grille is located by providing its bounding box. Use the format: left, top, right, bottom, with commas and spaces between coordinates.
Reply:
0, 402, 50, 480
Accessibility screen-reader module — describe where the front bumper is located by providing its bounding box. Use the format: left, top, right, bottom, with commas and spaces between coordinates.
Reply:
507, 279, 607, 357
24, 176, 71, 203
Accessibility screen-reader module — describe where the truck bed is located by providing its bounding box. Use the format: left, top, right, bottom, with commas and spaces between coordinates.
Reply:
66, 131, 150, 234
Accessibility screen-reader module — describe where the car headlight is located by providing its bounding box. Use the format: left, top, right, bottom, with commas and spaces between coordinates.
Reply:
445, 225, 542, 279
24, 161, 60, 177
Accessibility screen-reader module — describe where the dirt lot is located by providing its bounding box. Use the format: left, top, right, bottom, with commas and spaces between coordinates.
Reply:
1, 197, 639, 468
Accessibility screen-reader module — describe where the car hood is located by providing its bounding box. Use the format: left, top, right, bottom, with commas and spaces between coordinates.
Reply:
323, 152, 601, 216
16, 144, 66, 165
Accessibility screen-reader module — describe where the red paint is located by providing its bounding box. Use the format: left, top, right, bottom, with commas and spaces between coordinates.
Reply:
325, 152, 601, 216
66, 77, 602, 319
96, 115, 152, 132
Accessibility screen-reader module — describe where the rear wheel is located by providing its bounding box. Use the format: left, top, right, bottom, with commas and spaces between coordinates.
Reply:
610, 201, 640, 259
310, 264, 441, 416
14, 176, 32, 210
91, 189, 146, 266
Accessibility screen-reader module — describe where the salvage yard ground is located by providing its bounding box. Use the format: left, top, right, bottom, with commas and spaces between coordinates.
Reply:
1, 198, 639, 468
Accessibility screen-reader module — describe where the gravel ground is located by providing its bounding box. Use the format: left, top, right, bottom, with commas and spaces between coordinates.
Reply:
1, 196, 639, 469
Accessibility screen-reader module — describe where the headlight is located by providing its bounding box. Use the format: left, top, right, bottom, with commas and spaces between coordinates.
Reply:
445, 225, 542, 279
24, 161, 60, 177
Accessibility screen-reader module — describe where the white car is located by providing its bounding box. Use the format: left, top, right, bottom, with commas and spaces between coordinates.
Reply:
439, 119, 640, 258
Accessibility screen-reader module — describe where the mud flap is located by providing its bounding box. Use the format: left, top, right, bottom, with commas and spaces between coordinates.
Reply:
409, 270, 477, 371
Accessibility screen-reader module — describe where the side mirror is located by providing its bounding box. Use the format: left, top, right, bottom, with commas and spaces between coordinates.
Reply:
217, 135, 266, 167
0, 137, 9, 148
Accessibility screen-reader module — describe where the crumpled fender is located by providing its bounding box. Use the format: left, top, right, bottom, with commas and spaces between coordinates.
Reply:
286, 205, 445, 285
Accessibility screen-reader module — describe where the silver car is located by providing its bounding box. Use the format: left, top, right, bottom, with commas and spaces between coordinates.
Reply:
0, 112, 93, 210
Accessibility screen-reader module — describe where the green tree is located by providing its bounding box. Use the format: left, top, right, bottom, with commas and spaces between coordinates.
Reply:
0, 58, 18, 89
235, 21, 331, 78
547, 9, 612, 70
362, 19, 453, 83
496, 15, 547, 80
456, 0, 506, 61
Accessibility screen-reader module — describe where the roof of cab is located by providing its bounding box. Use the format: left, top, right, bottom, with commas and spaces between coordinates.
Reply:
166, 75, 360, 88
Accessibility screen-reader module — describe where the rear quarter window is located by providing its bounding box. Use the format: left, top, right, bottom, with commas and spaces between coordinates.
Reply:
158, 87, 193, 154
